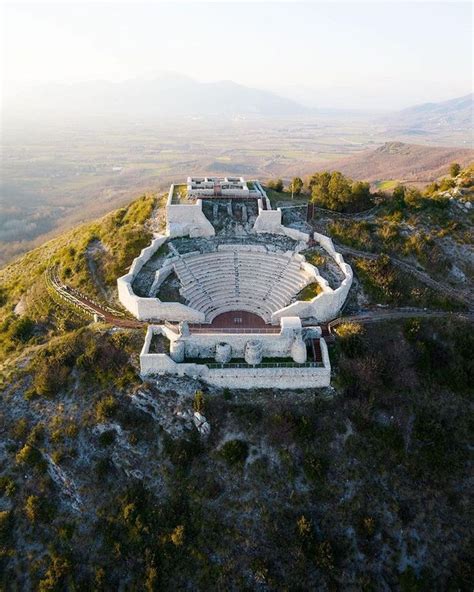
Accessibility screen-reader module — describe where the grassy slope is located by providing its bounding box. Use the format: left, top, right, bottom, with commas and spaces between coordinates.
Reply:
0, 194, 159, 369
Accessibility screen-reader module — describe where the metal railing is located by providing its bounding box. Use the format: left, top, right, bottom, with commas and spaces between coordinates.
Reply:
206, 361, 324, 369
189, 327, 280, 334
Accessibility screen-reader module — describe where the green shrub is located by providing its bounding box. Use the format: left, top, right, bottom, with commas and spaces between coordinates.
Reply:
99, 429, 116, 446
0, 476, 16, 497
16, 444, 46, 471
449, 162, 461, 178
219, 439, 249, 466
267, 179, 284, 192
11, 317, 35, 343
328, 220, 375, 251
24, 494, 55, 523
0, 510, 13, 545
95, 395, 118, 423
193, 390, 205, 414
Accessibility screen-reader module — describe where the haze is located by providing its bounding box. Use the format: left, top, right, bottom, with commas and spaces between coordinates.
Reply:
2, 1, 472, 109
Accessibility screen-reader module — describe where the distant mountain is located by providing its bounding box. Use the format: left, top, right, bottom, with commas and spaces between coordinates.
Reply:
6, 73, 309, 119
383, 93, 473, 134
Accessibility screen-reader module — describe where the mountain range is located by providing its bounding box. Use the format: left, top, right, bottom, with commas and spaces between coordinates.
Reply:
6, 73, 472, 125
6, 73, 309, 119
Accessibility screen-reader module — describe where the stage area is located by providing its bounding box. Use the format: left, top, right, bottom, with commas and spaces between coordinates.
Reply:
189, 310, 280, 333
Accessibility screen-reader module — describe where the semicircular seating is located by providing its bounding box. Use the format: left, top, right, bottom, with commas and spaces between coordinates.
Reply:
172, 249, 312, 322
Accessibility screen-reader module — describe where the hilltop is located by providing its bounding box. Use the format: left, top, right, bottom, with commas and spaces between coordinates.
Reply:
296, 142, 474, 189
0, 173, 473, 590
383, 93, 473, 134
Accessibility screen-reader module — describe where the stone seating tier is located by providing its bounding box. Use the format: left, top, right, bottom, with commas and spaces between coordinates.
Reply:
172, 250, 311, 321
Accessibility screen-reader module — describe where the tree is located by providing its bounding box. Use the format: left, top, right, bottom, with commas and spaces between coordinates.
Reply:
289, 177, 303, 198
328, 171, 351, 210
268, 178, 284, 192
449, 162, 461, 178
309, 171, 372, 212
351, 180, 371, 204
404, 187, 424, 209
392, 185, 406, 209
24, 495, 41, 522
170, 524, 185, 547
193, 390, 205, 414
309, 171, 331, 205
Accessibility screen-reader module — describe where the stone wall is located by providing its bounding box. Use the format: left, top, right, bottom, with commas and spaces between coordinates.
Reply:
253, 200, 310, 242
271, 231, 353, 323
139, 325, 331, 389
166, 185, 215, 238
168, 317, 305, 360
117, 234, 205, 322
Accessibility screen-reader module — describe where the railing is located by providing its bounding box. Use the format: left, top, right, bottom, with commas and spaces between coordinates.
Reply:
207, 361, 323, 369
189, 327, 280, 334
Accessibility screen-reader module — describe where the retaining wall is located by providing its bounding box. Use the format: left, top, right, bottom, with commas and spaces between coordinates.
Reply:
271, 231, 353, 323
117, 234, 205, 322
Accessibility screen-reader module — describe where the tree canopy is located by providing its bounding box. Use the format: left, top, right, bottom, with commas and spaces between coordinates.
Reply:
449, 162, 461, 178
309, 171, 372, 212
289, 177, 304, 196
267, 178, 284, 192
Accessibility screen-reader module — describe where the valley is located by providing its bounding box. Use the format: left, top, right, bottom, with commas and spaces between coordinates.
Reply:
2, 107, 473, 267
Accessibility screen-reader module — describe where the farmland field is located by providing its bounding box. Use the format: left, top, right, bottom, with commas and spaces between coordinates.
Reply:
1, 114, 471, 266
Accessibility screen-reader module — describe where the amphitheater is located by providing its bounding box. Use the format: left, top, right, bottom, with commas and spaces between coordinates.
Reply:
118, 176, 353, 389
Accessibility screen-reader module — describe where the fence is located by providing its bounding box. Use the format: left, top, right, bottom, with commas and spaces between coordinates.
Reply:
207, 361, 323, 369
189, 327, 280, 334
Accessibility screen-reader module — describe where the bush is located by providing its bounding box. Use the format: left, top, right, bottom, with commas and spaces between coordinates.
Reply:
24, 494, 55, 523
334, 322, 364, 358
193, 390, 205, 414
219, 439, 248, 466
11, 317, 35, 343
328, 220, 374, 251
95, 395, 118, 423
449, 162, 461, 178
99, 429, 116, 446
0, 476, 16, 497
267, 179, 284, 192
0, 510, 12, 545
164, 432, 202, 469
16, 444, 46, 471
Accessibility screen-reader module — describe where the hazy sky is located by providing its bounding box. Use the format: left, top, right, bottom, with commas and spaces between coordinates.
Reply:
2, 1, 472, 109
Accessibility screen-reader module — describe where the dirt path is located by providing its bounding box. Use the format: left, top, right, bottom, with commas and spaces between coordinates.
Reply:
85, 239, 109, 299
328, 308, 474, 329
46, 267, 144, 328
335, 244, 474, 309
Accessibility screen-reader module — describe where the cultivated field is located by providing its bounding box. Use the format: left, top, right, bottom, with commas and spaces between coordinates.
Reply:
1, 114, 471, 266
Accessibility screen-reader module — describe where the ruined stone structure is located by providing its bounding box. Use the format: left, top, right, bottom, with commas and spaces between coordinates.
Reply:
118, 177, 353, 389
